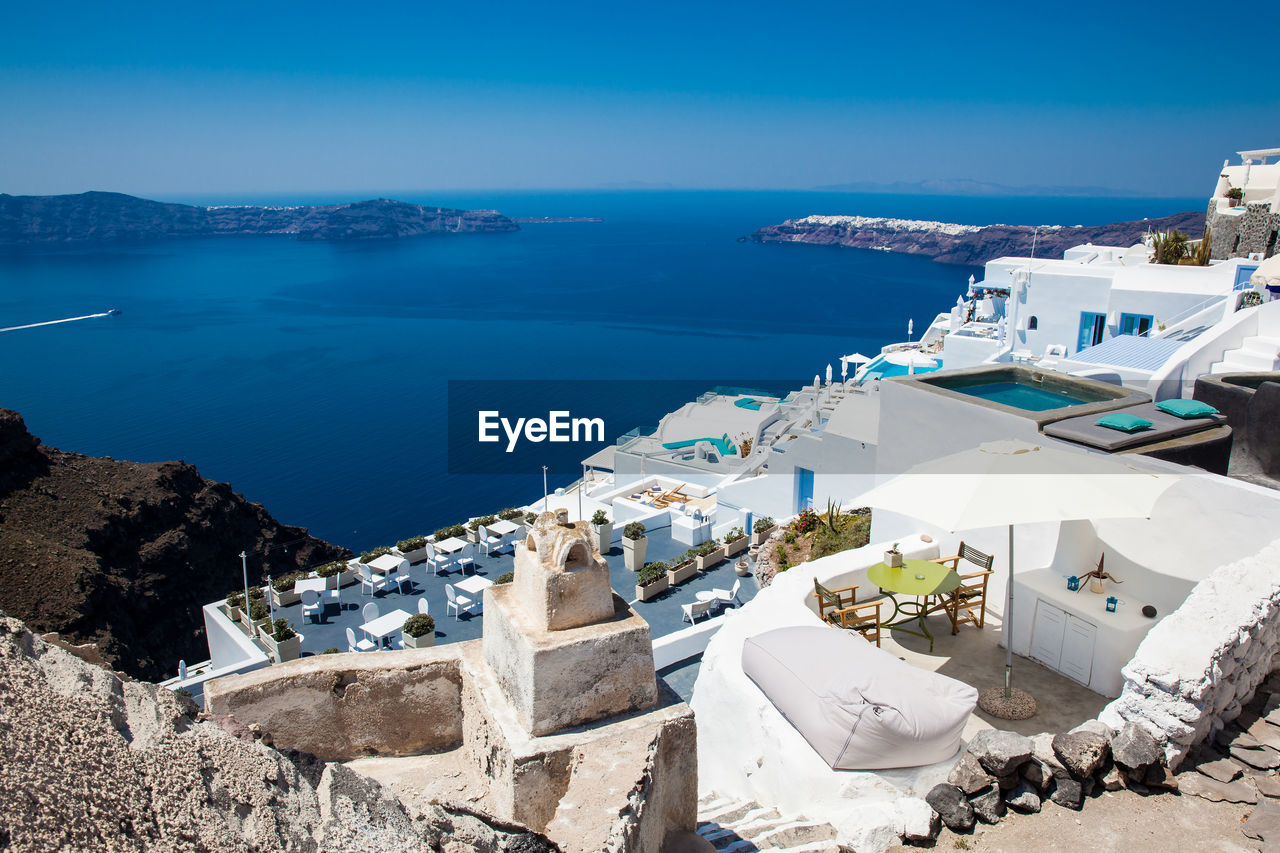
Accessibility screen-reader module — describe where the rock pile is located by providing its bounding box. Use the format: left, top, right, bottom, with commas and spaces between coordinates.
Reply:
0, 611, 553, 852
922, 720, 1170, 840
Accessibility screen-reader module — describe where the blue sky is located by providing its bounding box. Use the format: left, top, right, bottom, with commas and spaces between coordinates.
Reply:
1, 1, 1275, 196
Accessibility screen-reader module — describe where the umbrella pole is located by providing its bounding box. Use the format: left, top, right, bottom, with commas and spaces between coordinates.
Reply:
1005, 524, 1014, 698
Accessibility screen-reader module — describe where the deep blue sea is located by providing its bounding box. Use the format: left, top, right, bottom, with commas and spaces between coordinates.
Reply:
0, 190, 1199, 552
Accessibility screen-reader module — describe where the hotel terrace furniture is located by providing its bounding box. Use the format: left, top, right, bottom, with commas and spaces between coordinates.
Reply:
827, 600, 883, 647
392, 561, 412, 593
294, 576, 339, 619
426, 541, 455, 575
300, 589, 322, 624
345, 626, 377, 653
446, 583, 477, 619
362, 602, 380, 623
368, 553, 405, 575
417, 597, 430, 615
682, 599, 713, 623
742, 625, 978, 770
477, 524, 505, 556
711, 579, 743, 608
359, 608, 412, 648
931, 542, 996, 634
1042, 402, 1228, 454
488, 519, 521, 552
866, 559, 962, 653
813, 578, 859, 624
454, 542, 477, 575
455, 575, 495, 612
358, 563, 391, 597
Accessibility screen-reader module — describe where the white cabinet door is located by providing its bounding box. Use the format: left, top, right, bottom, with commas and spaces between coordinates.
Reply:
1060, 615, 1097, 686
1029, 601, 1066, 670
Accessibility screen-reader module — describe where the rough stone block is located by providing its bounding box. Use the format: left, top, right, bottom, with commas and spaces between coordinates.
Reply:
1005, 780, 1041, 813
925, 783, 974, 832
969, 786, 1005, 824
1050, 777, 1084, 810
1052, 731, 1110, 779
1111, 721, 1161, 771
968, 729, 1033, 777
512, 511, 615, 633
947, 751, 993, 795
482, 586, 657, 736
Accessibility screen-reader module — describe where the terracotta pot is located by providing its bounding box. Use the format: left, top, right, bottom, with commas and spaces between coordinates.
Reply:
735, 560, 750, 577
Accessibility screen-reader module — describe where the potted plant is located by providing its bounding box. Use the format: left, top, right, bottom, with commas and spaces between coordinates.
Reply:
723, 526, 749, 557
591, 509, 613, 553
467, 515, 498, 542
401, 613, 436, 649
1226, 186, 1243, 207
498, 508, 525, 531
524, 511, 538, 526
668, 552, 698, 585
261, 618, 301, 663
495, 571, 514, 584
884, 542, 903, 568
270, 572, 305, 607
623, 521, 648, 571
245, 599, 271, 637
635, 562, 670, 602
360, 546, 392, 564
223, 591, 245, 623
433, 524, 467, 543
315, 559, 349, 590
396, 535, 429, 563
751, 516, 777, 546
694, 539, 725, 572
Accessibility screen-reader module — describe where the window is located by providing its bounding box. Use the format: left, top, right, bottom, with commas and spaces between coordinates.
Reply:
1077, 312, 1106, 351
1028, 316, 1038, 330
1119, 313, 1153, 336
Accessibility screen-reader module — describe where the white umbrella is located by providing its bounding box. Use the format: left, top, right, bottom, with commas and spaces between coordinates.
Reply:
884, 350, 938, 376
814, 373, 821, 389
855, 439, 1178, 714
826, 363, 833, 385
1250, 255, 1280, 288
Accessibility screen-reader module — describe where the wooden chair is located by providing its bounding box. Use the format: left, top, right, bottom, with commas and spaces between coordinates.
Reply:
830, 601, 883, 647
814, 578, 858, 623
931, 542, 995, 634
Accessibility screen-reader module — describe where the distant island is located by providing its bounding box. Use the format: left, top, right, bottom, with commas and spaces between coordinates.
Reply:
748, 210, 1205, 266
513, 216, 602, 224
811, 178, 1181, 198
0, 191, 519, 246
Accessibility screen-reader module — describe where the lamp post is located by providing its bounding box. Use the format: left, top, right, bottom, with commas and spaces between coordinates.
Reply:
240, 551, 250, 623
542, 465, 549, 512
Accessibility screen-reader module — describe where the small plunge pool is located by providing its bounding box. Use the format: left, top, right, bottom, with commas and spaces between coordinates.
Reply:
952, 380, 1093, 411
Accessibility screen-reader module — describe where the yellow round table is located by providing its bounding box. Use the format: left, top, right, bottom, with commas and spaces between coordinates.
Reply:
866, 558, 962, 652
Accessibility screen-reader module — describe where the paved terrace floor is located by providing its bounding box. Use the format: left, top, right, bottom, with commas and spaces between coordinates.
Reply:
261, 524, 759, 669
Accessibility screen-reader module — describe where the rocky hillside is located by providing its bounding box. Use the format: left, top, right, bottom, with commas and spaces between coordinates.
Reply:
0, 191, 519, 245
0, 612, 554, 852
749, 210, 1206, 266
0, 408, 350, 681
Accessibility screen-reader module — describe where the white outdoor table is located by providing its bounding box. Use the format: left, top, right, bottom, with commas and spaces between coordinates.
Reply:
360, 608, 412, 647
435, 537, 466, 555
369, 554, 405, 575
488, 519, 519, 538
293, 577, 328, 594
695, 590, 717, 603
455, 576, 495, 611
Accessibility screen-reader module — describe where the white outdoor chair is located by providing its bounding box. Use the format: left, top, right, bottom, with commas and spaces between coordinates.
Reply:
362, 602, 380, 623
712, 579, 743, 608
445, 584, 477, 619
426, 543, 452, 576
454, 542, 477, 575
477, 524, 503, 556
417, 597, 430, 615
300, 589, 322, 624
681, 600, 713, 624
345, 627, 376, 653
392, 558, 412, 593
358, 563, 390, 597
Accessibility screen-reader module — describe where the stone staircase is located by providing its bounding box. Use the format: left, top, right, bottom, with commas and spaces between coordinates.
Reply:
696, 794, 843, 853
1211, 334, 1280, 373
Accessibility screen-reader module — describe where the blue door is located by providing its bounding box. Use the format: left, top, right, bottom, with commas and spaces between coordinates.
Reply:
1119, 313, 1153, 336
796, 467, 814, 512
1077, 312, 1106, 351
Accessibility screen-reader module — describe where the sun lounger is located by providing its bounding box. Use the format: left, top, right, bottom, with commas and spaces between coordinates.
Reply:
1041, 402, 1226, 452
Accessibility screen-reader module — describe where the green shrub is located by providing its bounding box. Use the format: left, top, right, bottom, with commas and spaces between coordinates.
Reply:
496, 572, 514, 585
315, 560, 346, 578
637, 562, 668, 586
1226, 186, 1243, 200
753, 516, 775, 533
269, 618, 296, 642
498, 507, 524, 521
272, 572, 305, 593
247, 586, 264, 601
248, 600, 269, 621
434, 524, 466, 541
467, 515, 498, 530
591, 509, 609, 526
784, 531, 796, 544
525, 512, 538, 525
723, 526, 746, 544
403, 613, 435, 637
226, 591, 245, 609
321, 647, 341, 655
397, 535, 427, 552
360, 546, 392, 563
624, 521, 647, 541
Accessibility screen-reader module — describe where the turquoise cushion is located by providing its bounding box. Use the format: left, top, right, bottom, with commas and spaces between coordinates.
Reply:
1155, 398, 1219, 419
1095, 413, 1153, 433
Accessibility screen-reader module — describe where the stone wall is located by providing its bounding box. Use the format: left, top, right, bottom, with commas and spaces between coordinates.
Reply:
1208, 199, 1280, 260
1100, 538, 1280, 767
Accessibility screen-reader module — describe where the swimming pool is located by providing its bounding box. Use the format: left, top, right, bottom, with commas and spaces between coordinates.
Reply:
857, 354, 941, 383
953, 381, 1091, 411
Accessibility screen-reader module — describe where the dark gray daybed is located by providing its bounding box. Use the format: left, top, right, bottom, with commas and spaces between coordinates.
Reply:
1041, 402, 1226, 451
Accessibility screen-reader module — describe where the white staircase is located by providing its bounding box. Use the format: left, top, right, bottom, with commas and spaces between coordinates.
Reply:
1211, 334, 1280, 373
697, 794, 843, 853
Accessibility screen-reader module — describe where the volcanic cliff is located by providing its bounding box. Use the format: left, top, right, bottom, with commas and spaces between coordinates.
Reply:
749, 210, 1206, 266
0, 408, 350, 681
0, 191, 519, 245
